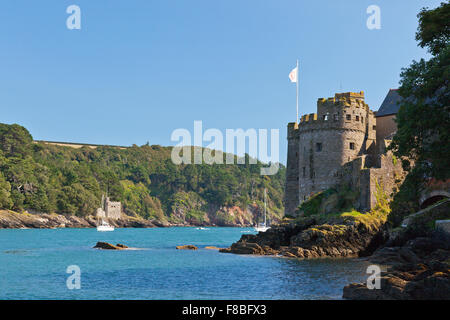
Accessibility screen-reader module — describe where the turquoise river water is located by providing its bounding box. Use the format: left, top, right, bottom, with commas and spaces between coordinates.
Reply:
0, 227, 371, 299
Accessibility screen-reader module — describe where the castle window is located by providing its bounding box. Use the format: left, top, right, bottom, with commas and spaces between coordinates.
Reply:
355, 115, 359, 121
323, 114, 328, 121
373, 125, 376, 130
349, 142, 355, 150
346, 114, 351, 121
302, 167, 306, 177
361, 117, 364, 123
316, 143, 322, 152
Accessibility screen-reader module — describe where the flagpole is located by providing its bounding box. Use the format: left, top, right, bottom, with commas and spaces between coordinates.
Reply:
296, 59, 299, 123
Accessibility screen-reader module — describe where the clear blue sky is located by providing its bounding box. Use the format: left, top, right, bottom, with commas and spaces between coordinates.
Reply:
0, 0, 440, 164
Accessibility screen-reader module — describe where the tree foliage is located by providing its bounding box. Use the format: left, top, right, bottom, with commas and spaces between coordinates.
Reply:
0, 123, 285, 222
388, 2, 450, 226
389, 1, 450, 181
416, 1, 450, 55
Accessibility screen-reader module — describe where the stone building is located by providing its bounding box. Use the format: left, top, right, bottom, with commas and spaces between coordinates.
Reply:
285, 90, 404, 216
375, 89, 402, 143
96, 195, 122, 219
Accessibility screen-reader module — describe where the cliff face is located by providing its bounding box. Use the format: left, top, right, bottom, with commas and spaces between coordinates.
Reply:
167, 191, 276, 226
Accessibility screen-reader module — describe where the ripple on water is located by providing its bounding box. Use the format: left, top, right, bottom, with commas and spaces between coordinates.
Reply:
0, 228, 370, 299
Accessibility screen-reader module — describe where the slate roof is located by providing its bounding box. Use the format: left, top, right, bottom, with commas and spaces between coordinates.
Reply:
376, 89, 402, 117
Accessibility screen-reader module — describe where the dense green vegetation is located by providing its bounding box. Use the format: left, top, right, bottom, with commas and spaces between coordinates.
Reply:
0, 123, 285, 223
294, 184, 390, 229
388, 1, 450, 225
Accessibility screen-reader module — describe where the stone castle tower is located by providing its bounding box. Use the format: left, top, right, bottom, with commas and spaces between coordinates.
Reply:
285, 91, 403, 216
96, 195, 122, 219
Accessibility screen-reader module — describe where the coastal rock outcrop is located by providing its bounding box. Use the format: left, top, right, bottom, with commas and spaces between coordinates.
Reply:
220, 215, 386, 259
176, 245, 198, 250
94, 242, 127, 250
343, 236, 450, 300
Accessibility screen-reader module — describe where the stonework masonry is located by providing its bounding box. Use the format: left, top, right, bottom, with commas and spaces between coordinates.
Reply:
285, 91, 404, 216
96, 196, 122, 219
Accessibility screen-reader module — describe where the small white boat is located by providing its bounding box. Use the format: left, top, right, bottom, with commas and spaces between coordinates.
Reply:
254, 225, 270, 232
97, 220, 114, 232
254, 188, 270, 233
196, 227, 208, 230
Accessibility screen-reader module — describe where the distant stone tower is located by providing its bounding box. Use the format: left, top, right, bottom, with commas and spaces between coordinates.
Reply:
105, 197, 121, 219
96, 195, 121, 219
285, 91, 379, 216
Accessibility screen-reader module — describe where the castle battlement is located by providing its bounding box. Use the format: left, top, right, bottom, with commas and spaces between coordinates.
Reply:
288, 92, 377, 141
284, 90, 402, 216
317, 92, 368, 111
300, 113, 318, 123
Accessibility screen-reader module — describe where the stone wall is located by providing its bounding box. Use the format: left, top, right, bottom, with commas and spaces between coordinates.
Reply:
285, 122, 300, 216
284, 91, 404, 216
105, 199, 121, 219
339, 151, 403, 211
96, 197, 122, 219
376, 114, 397, 145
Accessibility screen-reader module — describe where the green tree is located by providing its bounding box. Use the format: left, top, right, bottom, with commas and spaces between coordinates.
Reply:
388, 2, 450, 226
0, 124, 33, 158
0, 172, 13, 209
416, 1, 450, 55
389, 1, 450, 181
0, 122, 286, 222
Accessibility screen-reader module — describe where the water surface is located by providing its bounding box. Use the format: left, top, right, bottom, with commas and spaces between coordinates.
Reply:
0, 227, 370, 299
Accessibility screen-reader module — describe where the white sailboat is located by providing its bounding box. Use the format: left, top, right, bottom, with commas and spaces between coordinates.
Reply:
97, 219, 114, 232
254, 188, 270, 232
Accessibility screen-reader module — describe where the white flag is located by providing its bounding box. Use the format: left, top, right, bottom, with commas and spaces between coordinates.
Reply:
289, 66, 298, 83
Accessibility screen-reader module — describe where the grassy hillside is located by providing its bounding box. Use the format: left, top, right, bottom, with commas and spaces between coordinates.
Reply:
0, 123, 285, 225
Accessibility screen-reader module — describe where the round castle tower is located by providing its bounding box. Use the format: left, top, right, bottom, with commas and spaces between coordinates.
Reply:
285, 91, 376, 216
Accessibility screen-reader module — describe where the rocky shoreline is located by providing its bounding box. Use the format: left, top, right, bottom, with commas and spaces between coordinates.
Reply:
0, 210, 168, 229
343, 234, 450, 299
219, 202, 450, 300
219, 215, 386, 259
0, 210, 259, 229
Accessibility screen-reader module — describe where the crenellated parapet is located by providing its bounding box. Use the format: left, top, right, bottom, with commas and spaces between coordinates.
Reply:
300, 113, 318, 123
292, 92, 376, 140
284, 91, 381, 216
287, 122, 299, 138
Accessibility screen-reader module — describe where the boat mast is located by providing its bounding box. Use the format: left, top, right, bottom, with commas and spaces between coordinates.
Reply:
264, 188, 267, 226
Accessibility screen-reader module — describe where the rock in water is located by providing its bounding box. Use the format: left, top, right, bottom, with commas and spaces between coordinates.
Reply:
115, 243, 129, 249
94, 241, 123, 250
176, 245, 198, 250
